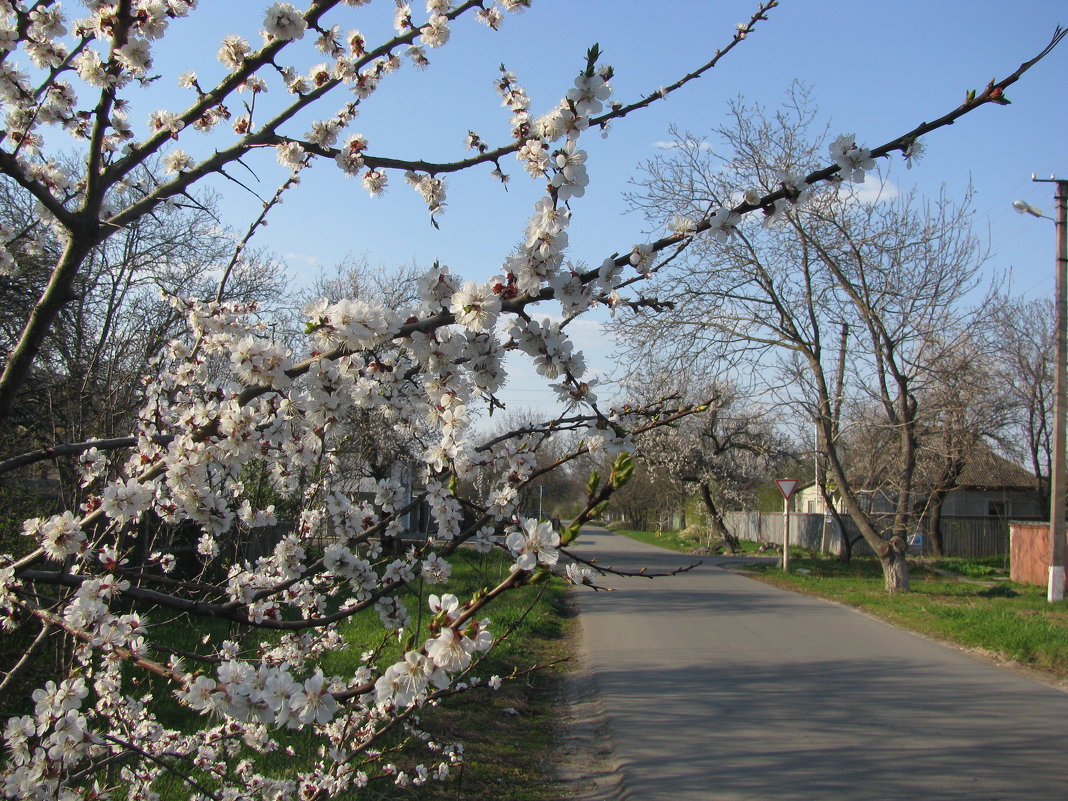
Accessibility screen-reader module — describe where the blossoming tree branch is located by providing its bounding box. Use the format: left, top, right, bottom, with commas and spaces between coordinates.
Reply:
0, 0, 1061, 798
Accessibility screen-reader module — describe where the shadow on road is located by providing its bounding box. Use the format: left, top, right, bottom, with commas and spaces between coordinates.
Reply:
568, 528, 1068, 800
593, 656, 1056, 800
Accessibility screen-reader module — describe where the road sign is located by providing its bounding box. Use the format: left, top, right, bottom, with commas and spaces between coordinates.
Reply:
776, 478, 799, 500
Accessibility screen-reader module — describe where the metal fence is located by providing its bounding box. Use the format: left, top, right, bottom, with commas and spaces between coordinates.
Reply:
722, 511, 1022, 558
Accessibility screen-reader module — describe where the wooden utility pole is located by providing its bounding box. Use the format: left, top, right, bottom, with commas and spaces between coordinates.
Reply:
1029, 177, 1067, 602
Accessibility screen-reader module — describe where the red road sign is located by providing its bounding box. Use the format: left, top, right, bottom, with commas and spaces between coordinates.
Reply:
775, 478, 799, 500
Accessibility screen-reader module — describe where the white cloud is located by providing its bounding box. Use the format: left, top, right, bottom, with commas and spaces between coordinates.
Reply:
654, 138, 713, 152
840, 174, 899, 205
283, 252, 323, 268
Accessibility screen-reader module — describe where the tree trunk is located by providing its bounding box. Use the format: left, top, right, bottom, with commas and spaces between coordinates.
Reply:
881, 546, 911, 592
926, 488, 947, 558
819, 419, 910, 590
0, 233, 100, 422
809, 356, 911, 591
820, 495, 853, 564
890, 410, 919, 551
836, 528, 854, 563
699, 482, 740, 553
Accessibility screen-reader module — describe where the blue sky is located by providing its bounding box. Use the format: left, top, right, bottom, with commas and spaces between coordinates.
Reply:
148, 1, 1067, 419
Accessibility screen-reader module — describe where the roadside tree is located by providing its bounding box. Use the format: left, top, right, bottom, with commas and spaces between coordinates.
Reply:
627, 377, 786, 552
911, 332, 1014, 556
990, 295, 1056, 509
619, 85, 997, 590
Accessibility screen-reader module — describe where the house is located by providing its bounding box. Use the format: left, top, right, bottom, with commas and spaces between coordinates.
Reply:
794, 443, 1042, 520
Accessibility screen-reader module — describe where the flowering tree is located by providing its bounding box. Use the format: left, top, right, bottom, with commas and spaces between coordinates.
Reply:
0, 1, 1062, 798
0, 165, 287, 532
607, 372, 786, 547
630, 379, 786, 552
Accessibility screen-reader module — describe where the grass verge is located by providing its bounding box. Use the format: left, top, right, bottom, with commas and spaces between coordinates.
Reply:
1, 550, 577, 801
400, 564, 577, 801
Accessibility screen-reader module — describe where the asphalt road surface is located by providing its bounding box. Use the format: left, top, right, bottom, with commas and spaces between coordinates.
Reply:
567, 527, 1068, 801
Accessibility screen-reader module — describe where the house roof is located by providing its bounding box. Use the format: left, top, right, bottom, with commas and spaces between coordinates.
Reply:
929, 444, 1037, 491
836, 438, 1038, 494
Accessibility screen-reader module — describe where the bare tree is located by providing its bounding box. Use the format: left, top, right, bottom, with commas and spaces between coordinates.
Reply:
908, 331, 1013, 555
990, 295, 1055, 509
618, 85, 992, 590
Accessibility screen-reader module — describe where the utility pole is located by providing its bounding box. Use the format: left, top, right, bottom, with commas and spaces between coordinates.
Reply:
1031, 177, 1068, 602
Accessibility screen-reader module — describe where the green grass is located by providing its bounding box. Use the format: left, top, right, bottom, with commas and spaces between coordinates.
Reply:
611, 527, 1068, 680
3, 549, 575, 801
927, 554, 1010, 580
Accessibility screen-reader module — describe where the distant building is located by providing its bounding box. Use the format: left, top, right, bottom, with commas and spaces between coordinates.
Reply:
794, 443, 1041, 519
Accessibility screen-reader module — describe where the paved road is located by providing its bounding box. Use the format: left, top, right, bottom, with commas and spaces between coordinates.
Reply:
567, 527, 1068, 801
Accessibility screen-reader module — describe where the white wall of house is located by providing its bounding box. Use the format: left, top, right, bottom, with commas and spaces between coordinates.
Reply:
794, 483, 1042, 519
794, 484, 835, 514
940, 489, 1042, 518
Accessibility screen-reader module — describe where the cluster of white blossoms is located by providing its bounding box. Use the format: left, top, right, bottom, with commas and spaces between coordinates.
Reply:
828, 133, 876, 184
507, 316, 586, 381
405, 170, 447, 216
0, 0, 947, 796
373, 593, 493, 709
21, 512, 86, 561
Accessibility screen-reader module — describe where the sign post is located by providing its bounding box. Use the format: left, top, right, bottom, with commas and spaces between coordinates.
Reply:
775, 479, 799, 571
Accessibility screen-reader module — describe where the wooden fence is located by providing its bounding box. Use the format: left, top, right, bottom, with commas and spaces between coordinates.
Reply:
722, 511, 1025, 558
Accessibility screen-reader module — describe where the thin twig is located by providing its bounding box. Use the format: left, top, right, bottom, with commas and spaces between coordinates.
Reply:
0, 621, 51, 697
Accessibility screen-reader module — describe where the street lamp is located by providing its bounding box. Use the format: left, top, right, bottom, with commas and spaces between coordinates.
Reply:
1013, 199, 1045, 218
1016, 177, 1068, 603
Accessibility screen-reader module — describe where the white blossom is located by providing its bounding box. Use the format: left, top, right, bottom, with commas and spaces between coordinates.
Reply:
362, 168, 388, 196
276, 141, 307, 171
706, 208, 741, 243
449, 281, 500, 332
829, 133, 876, 184
263, 2, 308, 41
162, 149, 193, 174
505, 518, 560, 570
217, 35, 250, 70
